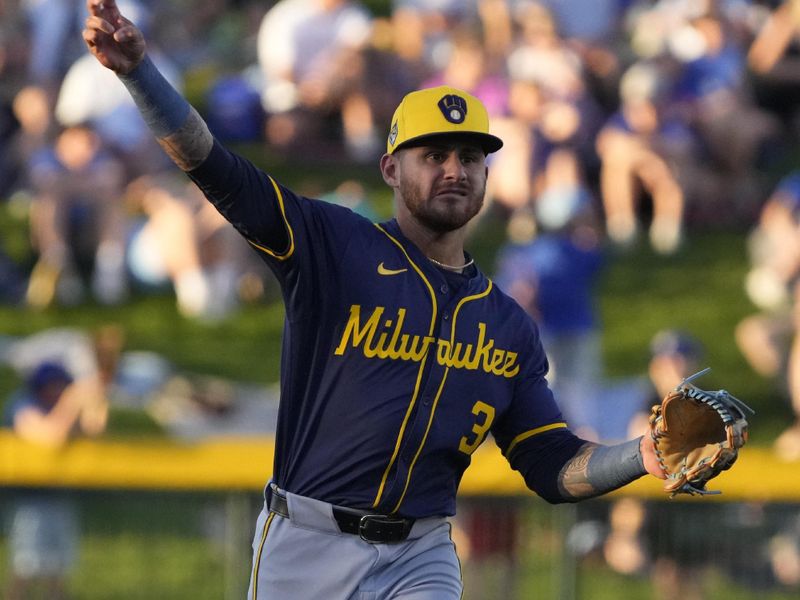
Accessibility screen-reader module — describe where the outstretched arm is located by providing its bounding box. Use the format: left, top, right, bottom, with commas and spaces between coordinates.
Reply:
82, 0, 212, 170
558, 434, 665, 501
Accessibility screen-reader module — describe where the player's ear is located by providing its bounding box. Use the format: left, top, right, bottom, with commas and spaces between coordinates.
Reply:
380, 153, 400, 187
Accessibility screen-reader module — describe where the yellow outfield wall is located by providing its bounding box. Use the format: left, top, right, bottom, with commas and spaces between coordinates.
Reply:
2, 431, 799, 501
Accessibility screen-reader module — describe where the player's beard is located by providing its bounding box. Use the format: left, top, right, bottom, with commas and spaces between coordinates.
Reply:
398, 173, 485, 233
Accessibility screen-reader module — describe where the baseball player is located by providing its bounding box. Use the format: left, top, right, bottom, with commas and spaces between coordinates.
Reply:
82, 2, 667, 597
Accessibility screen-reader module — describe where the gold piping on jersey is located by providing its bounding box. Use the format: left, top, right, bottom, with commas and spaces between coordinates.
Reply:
247, 176, 296, 260
390, 281, 493, 514
371, 224, 438, 509
251, 511, 276, 599
505, 422, 568, 455
391, 368, 450, 514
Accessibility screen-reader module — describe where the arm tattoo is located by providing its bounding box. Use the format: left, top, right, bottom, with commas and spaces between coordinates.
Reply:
558, 442, 598, 500
158, 107, 214, 171
117, 56, 213, 170
557, 437, 647, 501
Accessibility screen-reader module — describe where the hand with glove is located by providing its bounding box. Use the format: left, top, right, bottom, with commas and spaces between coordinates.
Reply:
648, 368, 754, 496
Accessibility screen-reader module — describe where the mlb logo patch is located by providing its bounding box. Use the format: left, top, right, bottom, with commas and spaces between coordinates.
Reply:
389, 121, 398, 146
438, 95, 467, 124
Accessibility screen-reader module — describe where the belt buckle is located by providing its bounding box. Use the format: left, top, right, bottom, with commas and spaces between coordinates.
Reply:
358, 514, 403, 544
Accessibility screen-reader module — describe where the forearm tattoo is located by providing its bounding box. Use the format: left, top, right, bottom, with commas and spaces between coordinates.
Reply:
558, 443, 597, 499
158, 107, 214, 171
118, 55, 213, 170
557, 437, 647, 501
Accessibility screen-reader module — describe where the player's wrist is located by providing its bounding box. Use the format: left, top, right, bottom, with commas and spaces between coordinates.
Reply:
117, 55, 146, 77
586, 437, 648, 493
640, 433, 667, 479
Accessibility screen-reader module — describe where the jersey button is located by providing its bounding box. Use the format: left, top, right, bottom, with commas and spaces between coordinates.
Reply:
443, 311, 450, 320
439, 284, 448, 294
422, 395, 431, 406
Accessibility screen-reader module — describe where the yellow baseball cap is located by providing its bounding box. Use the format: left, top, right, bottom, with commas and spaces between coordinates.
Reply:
386, 86, 504, 155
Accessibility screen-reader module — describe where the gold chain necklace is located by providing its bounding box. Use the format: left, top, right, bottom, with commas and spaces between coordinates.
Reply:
428, 256, 475, 272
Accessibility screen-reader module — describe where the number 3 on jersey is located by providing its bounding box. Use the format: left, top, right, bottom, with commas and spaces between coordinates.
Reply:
459, 401, 495, 455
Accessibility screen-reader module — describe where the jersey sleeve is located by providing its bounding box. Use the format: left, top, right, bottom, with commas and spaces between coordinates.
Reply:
489, 315, 586, 502
507, 428, 586, 503
490, 318, 567, 453
187, 138, 293, 254
186, 138, 366, 310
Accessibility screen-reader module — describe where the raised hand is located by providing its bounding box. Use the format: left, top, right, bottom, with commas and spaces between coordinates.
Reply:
82, 0, 146, 74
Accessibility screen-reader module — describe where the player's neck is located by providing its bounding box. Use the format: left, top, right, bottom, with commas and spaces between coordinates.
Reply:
396, 216, 468, 269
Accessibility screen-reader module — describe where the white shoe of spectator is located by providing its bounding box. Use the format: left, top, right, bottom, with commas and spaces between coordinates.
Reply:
92, 242, 128, 305
175, 268, 211, 319
606, 215, 638, 247
202, 263, 240, 322
649, 217, 682, 255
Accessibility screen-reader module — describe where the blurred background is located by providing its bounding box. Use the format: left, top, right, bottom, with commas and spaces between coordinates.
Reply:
2, 0, 800, 598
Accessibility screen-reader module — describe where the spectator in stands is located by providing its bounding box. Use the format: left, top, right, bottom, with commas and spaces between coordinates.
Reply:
54, 1, 179, 179
494, 167, 605, 438
603, 330, 708, 598
506, 1, 586, 103
3, 85, 54, 198
537, 0, 627, 109
4, 358, 109, 445
734, 171, 800, 460
498, 2, 605, 211
256, 0, 378, 161
487, 73, 598, 218
0, 324, 125, 405
24, 122, 128, 308
671, 10, 781, 223
125, 173, 247, 321
1, 21, 52, 197
3, 362, 78, 600
422, 27, 509, 117
748, 0, 800, 127
3, 359, 109, 600
388, 0, 484, 70
768, 512, 800, 588
484, 76, 543, 213
625, 329, 706, 439
779, 316, 800, 461
21, 0, 86, 94
595, 61, 689, 254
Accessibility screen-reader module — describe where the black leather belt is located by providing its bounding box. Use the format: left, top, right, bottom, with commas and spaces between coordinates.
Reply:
268, 490, 415, 543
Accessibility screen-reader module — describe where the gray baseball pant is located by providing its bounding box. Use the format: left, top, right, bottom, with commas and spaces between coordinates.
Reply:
247, 487, 463, 599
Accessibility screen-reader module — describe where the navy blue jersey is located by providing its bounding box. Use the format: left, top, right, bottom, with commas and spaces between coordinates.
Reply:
189, 140, 573, 518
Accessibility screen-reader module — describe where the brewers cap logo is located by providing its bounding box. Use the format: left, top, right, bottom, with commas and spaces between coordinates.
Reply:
438, 94, 467, 124
385, 86, 503, 154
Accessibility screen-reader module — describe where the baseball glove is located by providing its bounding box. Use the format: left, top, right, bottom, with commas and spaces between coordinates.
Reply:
649, 368, 754, 497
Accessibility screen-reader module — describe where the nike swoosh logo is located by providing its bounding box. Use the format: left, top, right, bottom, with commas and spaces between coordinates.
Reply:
377, 262, 408, 276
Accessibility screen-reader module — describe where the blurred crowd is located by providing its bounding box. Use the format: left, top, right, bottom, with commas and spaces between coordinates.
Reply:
3, 0, 800, 596
0, 0, 799, 311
